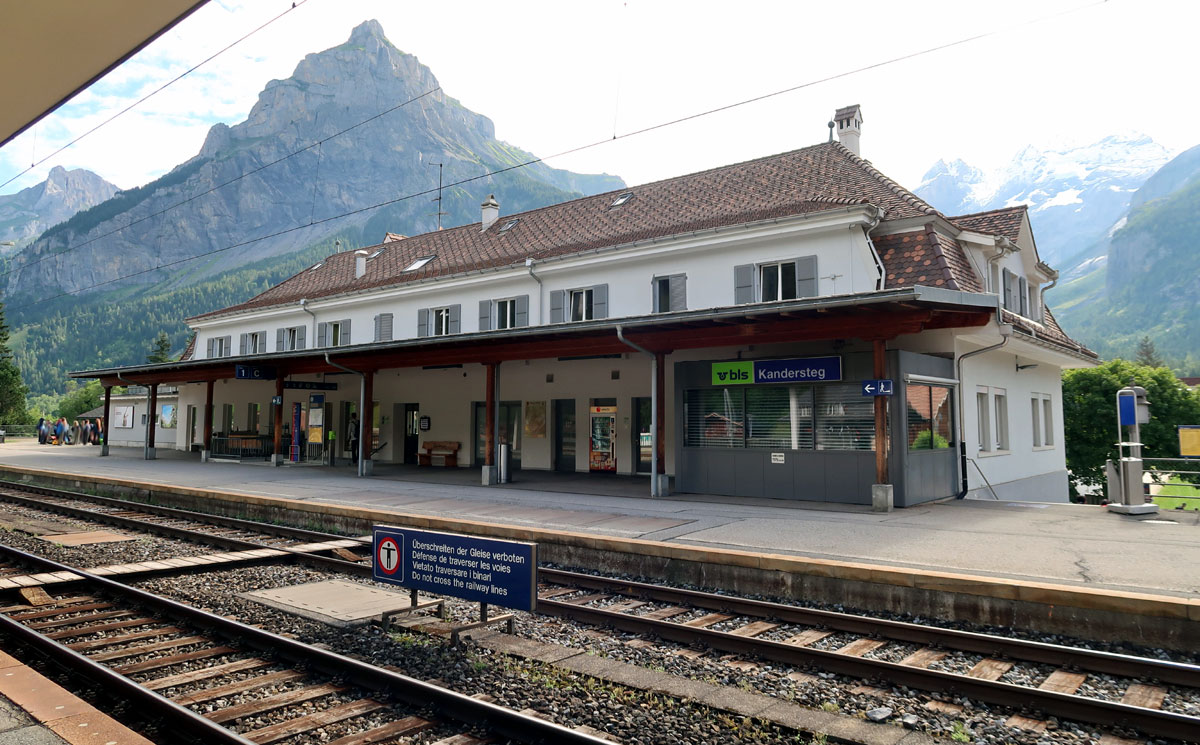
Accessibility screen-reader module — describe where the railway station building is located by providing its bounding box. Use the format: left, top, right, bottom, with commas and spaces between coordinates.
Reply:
74, 107, 1096, 506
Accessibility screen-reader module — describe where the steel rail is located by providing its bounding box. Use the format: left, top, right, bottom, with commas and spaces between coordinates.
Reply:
0, 479, 352, 543
537, 585, 1200, 739
541, 568, 1200, 686
0, 543, 610, 745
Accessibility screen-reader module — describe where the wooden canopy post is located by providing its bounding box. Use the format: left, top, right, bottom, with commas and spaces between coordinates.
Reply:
202, 379, 214, 462
872, 338, 892, 511
361, 369, 375, 476
100, 385, 112, 456
273, 374, 284, 466
483, 362, 498, 484
145, 383, 158, 460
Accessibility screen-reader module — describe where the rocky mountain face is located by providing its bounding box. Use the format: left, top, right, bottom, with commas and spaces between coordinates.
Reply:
5, 19, 623, 302
915, 134, 1172, 267
1046, 144, 1200, 370
0, 166, 118, 255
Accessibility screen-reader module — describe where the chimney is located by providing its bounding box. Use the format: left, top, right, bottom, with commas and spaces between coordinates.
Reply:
481, 194, 500, 232
833, 104, 863, 157
354, 249, 369, 279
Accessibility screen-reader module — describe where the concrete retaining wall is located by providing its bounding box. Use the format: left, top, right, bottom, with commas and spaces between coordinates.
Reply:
2, 465, 1194, 651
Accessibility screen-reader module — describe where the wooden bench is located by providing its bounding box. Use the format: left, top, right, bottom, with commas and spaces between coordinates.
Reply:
418, 441, 460, 467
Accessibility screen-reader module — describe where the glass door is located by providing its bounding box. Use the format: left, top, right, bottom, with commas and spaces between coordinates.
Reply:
633, 397, 652, 474
554, 399, 576, 472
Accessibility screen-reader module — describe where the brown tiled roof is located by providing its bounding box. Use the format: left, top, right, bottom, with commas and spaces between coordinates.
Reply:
950, 205, 1026, 242
178, 332, 196, 362
193, 142, 944, 320
1004, 308, 1097, 359
873, 225, 982, 292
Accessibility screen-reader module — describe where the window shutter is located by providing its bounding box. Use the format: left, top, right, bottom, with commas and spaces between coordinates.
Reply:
206, 338, 215, 359
591, 284, 608, 319
317, 322, 328, 348
514, 294, 529, 327
1019, 277, 1028, 316
448, 304, 461, 334
478, 300, 491, 332
1002, 270, 1014, 311
734, 264, 754, 304
669, 275, 687, 311
382, 313, 393, 341
239, 333, 248, 356
257, 331, 266, 354
222, 336, 232, 357
417, 308, 430, 337
340, 319, 351, 345
373, 314, 381, 342
296, 325, 306, 350
375, 313, 392, 342
276, 328, 285, 352
550, 290, 565, 323
795, 256, 818, 297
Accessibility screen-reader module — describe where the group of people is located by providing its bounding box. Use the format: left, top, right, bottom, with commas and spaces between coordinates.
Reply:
36, 417, 103, 446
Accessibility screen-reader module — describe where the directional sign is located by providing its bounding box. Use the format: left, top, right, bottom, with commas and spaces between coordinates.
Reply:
376, 536, 401, 575
236, 365, 277, 380
862, 379, 894, 396
372, 526, 537, 611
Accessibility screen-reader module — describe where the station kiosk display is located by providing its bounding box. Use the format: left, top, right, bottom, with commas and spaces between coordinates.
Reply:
589, 405, 617, 472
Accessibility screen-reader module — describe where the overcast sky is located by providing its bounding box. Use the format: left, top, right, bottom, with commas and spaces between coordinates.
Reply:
1, 0, 1196, 198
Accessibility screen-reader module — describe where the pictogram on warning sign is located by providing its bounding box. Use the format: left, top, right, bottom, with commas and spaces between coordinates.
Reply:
376, 536, 401, 575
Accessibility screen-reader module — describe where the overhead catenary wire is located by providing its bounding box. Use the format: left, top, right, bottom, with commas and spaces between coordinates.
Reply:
3, 0, 1109, 313
0, 0, 312, 193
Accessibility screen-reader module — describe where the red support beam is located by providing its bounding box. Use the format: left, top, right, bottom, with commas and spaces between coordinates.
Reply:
874, 339, 888, 485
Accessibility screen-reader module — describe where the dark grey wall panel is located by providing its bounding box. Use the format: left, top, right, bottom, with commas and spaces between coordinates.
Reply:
734, 454, 765, 498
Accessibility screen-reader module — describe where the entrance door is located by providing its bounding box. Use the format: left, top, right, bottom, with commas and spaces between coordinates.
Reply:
186, 406, 197, 451
632, 397, 652, 474
403, 403, 420, 464
553, 399, 576, 473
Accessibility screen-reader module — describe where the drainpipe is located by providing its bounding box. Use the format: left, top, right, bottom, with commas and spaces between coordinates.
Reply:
986, 237, 1016, 292
525, 258, 544, 324
954, 297, 1012, 499
1037, 272, 1059, 323
324, 352, 367, 478
861, 206, 885, 290
300, 299, 317, 346
616, 325, 659, 498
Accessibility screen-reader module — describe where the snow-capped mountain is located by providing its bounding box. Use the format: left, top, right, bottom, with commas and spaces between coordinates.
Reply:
915, 134, 1172, 266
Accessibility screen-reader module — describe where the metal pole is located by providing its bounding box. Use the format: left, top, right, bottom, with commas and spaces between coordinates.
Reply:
100, 385, 112, 456
873, 339, 887, 484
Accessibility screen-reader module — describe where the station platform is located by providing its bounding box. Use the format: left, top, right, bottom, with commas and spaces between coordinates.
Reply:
0, 441, 1195, 600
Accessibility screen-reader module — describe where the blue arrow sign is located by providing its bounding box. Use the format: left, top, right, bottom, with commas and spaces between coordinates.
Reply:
862, 379, 894, 396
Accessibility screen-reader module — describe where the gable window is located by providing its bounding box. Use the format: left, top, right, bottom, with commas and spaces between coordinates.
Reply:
317, 319, 352, 348
653, 274, 686, 313
734, 257, 818, 304
417, 305, 461, 337
277, 325, 306, 351
550, 285, 608, 323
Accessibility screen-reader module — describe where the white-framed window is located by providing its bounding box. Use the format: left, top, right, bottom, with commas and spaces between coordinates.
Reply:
287, 327, 300, 350
977, 386, 1009, 454
496, 298, 517, 329
653, 274, 686, 313
1032, 393, 1054, 448
569, 288, 593, 322
317, 319, 351, 348
277, 325, 306, 351
207, 335, 232, 358
248, 332, 263, 354
760, 261, 797, 302
431, 307, 452, 336
329, 321, 344, 346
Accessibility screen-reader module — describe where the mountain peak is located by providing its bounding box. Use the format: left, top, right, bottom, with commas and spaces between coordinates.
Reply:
348, 19, 387, 45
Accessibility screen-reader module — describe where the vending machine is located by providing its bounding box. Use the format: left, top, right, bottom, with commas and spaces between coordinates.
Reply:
589, 405, 617, 472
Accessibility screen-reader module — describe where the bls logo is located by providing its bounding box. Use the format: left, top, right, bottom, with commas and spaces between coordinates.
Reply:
711, 362, 753, 385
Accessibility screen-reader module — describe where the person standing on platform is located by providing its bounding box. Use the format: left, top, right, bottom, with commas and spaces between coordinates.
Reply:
54, 418, 66, 445
94, 418, 103, 446
348, 414, 359, 465
36, 418, 46, 444
69, 420, 80, 445
81, 420, 92, 446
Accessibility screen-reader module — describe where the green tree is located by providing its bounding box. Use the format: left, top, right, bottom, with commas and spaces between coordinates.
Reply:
57, 380, 105, 422
1063, 359, 1200, 498
147, 331, 173, 364
0, 302, 30, 424
1134, 336, 1163, 368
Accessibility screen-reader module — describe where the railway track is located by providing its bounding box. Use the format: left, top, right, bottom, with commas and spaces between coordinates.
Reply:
537, 568, 1200, 741
0, 543, 609, 745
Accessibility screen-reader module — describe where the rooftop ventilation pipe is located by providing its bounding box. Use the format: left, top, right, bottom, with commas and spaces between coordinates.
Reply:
354, 250, 370, 279
481, 194, 500, 232
616, 325, 661, 498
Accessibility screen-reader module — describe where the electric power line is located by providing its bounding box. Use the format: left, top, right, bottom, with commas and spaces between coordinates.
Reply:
0, 0, 312, 193
5, 0, 1108, 313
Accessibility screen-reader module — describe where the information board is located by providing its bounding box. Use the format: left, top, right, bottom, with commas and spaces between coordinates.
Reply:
372, 526, 537, 611
1180, 425, 1200, 458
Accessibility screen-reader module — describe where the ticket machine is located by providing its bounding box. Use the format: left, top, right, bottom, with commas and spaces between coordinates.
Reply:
589, 405, 617, 472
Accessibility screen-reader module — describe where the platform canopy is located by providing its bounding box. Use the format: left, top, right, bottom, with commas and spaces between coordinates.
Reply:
71, 287, 996, 387
0, 0, 209, 148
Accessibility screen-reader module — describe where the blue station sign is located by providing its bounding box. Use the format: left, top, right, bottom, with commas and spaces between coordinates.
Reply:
372, 526, 537, 612
861, 379, 894, 396
235, 365, 276, 380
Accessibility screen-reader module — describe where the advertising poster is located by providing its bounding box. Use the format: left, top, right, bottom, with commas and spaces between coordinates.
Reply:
113, 406, 135, 429
523, 401, 547, 438
159, 404, 177, 429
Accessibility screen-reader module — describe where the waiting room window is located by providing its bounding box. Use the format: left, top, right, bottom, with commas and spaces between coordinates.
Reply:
684, 384, 873, 452
653, 275, 686, 313
907, 383, 954, 450
1032, 393, 1054, 448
